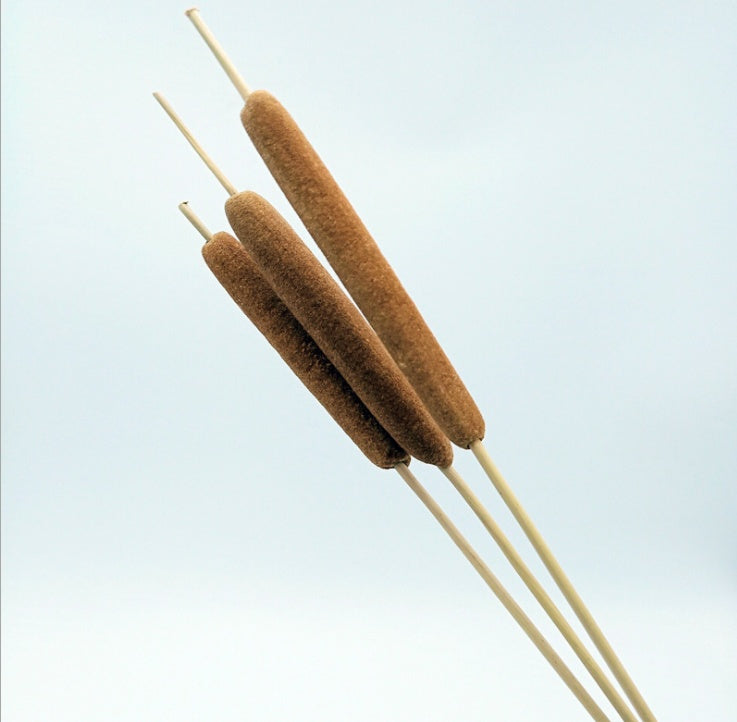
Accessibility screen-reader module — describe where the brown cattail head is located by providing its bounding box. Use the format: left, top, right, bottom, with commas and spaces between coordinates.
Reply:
225, 191, 454, 468
202, 231, 409, 469
241, 90, 485, 448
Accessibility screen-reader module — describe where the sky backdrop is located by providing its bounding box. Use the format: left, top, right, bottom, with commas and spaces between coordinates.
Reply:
2, 1, 736, 719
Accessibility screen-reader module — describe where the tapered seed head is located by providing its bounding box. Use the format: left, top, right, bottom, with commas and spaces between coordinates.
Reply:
202, 231, 410, 469
225, 191, 454, 468
240, 90, 485, 448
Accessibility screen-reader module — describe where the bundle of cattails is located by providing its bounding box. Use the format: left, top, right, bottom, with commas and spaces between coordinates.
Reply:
154, 9, 657, 721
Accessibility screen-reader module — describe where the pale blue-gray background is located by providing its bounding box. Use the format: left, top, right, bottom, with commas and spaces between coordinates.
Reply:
2, 1, 735, 719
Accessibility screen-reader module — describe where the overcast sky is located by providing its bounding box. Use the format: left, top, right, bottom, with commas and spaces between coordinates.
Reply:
2, 1, 736, 720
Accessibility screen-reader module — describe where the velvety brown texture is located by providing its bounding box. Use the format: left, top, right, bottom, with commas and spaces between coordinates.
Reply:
241, 90, 485, 449
225, 192, 453, 468
202, 231, 409, 469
